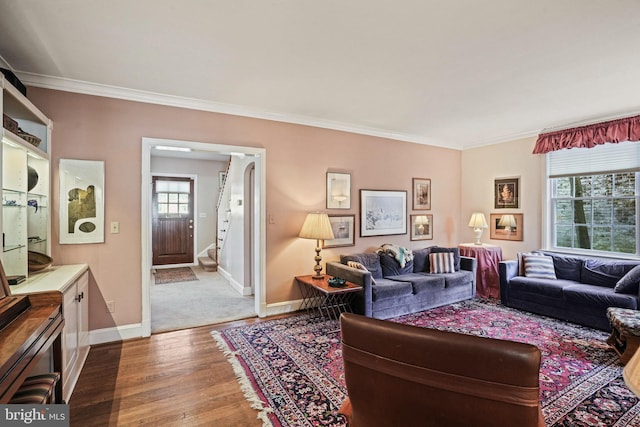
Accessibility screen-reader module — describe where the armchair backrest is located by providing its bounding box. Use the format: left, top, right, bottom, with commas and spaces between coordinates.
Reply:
340, 313, 543, 427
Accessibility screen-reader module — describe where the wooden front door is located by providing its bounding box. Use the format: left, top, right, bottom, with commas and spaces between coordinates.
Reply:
152, 176, 194, 266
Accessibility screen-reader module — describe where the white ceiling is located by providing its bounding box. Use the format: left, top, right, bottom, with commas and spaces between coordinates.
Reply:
1, 0, 640, 150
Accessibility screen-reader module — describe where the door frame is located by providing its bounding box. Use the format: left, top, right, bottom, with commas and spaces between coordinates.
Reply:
141, 137, 267, 337
151, 173, 198, 268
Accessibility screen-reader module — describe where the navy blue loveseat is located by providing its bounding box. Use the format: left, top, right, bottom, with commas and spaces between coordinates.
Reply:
499, 250, 640, 331
326, 246, 477, 319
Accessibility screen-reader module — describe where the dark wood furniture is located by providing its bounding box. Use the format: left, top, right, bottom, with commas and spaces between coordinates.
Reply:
0, 259, 64, 403
296, 275, 361, 319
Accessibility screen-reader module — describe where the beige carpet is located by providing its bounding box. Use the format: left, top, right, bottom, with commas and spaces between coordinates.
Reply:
151, 265, 256, 333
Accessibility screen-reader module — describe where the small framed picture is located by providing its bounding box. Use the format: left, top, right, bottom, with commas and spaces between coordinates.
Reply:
490, 213, 523, 241
412, 178, 431, 210
360, 190, 407, 237
494, 177, 519, 209
410, 214, 433, 241
326, 172, 351, 209
323, 215, 356, 248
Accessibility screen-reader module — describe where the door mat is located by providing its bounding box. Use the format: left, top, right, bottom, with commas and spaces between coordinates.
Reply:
154, 267, 199, 284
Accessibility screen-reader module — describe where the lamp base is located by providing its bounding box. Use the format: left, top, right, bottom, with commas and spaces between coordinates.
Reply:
473, 228, 484, 245
312, 242, 324, 279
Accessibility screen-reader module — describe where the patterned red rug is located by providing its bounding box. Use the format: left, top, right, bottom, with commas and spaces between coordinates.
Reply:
154, 267, 198, 284
212, 300, 640, 426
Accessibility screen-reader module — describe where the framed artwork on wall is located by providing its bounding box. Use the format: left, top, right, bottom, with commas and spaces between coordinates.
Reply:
410, 214, 433, 241
360, 190, 407, 237
489, 213, 523, 241
323, 215, 356, 248
412, 178, 431, 210
326, 172, 351, 209
59, 159, 105, 244
494, 177, 520, 209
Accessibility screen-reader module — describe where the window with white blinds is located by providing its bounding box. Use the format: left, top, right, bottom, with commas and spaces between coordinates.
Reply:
547, 141, 639, 256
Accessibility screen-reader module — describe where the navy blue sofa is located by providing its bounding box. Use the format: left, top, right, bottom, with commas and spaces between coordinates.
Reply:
499, 250, 640, 331
326, 246, 477, 319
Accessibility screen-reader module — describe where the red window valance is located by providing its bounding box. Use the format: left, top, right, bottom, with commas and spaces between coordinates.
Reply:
532, 114, 640, 154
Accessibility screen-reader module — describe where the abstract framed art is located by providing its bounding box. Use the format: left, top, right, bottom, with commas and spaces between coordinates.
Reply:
59, 159, 105, 244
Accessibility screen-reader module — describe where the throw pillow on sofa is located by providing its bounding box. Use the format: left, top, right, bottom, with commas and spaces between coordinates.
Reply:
523, 254, 557, 279
582, 259, 634, 288
379, 252, 414, 276
517, 252, 537, 276
341, 253, 383, 279
431, 247, 460, 271
412, 247, 434, 273
429, 252, 455, 274
614, 265, 640, 294
347, 261, 377, 284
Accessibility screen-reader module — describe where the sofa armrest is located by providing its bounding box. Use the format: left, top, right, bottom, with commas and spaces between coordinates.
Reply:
499, 260, 519, 303
326, 262, 372, 316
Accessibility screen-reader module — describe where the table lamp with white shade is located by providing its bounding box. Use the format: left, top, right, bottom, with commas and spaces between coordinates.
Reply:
299, 212, 335, 279
468, 212, 488, 245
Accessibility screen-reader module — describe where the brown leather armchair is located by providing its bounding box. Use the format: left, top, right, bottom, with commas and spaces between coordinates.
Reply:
339, 313, 544, 427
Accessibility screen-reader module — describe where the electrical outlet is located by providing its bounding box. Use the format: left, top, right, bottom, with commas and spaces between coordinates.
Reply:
110, 221, 120, 234
106, 300, 115, 313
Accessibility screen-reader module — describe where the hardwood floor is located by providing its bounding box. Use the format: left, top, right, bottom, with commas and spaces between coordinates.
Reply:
70, 318, 281, 426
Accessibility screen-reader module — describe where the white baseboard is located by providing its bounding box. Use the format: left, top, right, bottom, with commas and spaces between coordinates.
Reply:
88, 300, 305, 345
90, 323, 145, 345
217, 267, 252, 296
264, 298, 304, 316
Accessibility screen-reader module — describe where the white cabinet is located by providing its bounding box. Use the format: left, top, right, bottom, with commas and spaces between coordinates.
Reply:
1, 75, 51, 277
62, 270, 89, 402
11, 264, 90, 403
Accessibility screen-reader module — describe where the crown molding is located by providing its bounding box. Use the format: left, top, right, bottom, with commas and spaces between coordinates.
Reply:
17, 72, 457, 149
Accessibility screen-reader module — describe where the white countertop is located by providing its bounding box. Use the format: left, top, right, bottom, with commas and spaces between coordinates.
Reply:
10, 264, 89, 295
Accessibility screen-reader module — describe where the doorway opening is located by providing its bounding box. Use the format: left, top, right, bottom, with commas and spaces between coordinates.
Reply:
141, 138, 267, 336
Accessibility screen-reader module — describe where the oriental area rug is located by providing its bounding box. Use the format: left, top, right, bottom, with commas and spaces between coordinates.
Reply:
212, 300, 640, 426
154, 267, 199, 284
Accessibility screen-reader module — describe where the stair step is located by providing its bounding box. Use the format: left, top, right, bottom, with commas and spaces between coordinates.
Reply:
207, 248, 217, 259
198, 256, 218, 272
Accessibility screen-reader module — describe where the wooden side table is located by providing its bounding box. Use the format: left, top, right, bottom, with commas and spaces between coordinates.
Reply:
458, 243, 503, 299
295, 275, 362, 319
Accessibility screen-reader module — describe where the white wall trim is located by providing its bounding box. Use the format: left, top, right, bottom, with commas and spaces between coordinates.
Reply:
18, 72, 453, 149
89, 300, 306, 345
141, 138, 267, 339
89, 323, 145, 345
265, 299, 304, 317
217, 266, 249, 296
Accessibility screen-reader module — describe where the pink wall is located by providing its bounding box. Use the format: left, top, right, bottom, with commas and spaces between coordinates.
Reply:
29, 88, 463, 331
